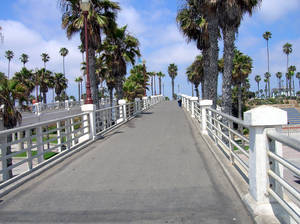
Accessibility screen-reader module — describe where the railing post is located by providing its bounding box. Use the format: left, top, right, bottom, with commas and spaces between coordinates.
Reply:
65, 100, 70, 111
81, 104, 96, 140
34, 102, 41, 116
244, 106, 287, 213
118, 100, 127, 122
186, 96, 191, 112
36, 126, 44, 163
199, 100, 213, 135
135, 98, 141, 114
190, 97, 198, 118
142, 97, 147, 110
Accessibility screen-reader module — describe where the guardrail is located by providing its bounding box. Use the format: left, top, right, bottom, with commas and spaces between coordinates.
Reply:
0, 95, 164, 189
181, 94, 300, 223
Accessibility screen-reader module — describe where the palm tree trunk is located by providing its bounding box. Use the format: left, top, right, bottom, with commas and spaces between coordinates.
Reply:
159, 77, 162, 95
257, 82, 259, 98
171, 78, 175, 100
63, 57, 65, 76
206, 15, 219, 108
195, 84, 199, 99
222, 27, 235, 115
8, 60, 10, 79
116, 76, 124, 101
238, 83, 242, 120
80, 81, 83, 99
88, 47, 99, 107
202, 49, 209, 99
109, 88, 113, 107
201, 81, 204, 99
267, 40, 270, 73
268, 80, 271, 98
43, 92, 47, 104
78, 83, 81, 101
191, 83, 194, 97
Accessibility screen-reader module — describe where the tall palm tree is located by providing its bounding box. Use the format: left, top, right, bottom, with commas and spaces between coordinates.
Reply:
255, 75, 261, 98
177, 1, 218, 104
60, 0, 120, 105
75, 77, 83, 101
168, 63, 178, 100
186, 56, 204, 99
0, 76, 26, 180
283, 42, 292, 92
263, 31, 272, 73
232, 50, 252, 119
41, 53, 50, 69
59, 47, 69, 77
296, 72, 300, 91
217, 0, 261, 115
276, 72, 282, 95
13, 68, 35, 105
19, 54, 29, 68
5, 50, 14, 79
264, 78, 268, 98
264, 72, 271, 98
101, 25, 141, 100
36, 68, 53, 104
156, 72, 165, 95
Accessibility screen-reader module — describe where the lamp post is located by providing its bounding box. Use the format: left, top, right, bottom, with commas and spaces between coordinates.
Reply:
80, 0, 93, 104
35, 68, 39, 103
142, 59, 147, 96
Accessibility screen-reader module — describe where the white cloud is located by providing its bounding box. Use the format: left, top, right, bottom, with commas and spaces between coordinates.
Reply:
257, 0, 300, 23
118, 6, 146, 35
0, 20, 83, 99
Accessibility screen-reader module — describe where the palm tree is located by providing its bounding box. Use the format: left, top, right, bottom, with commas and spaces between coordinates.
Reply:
0, 76, 26, 180
147, 72, 155, 96
218, 0, 261, 115
232, 50, 252, 119
53, 73, 68, 101
41, 53, 50, 69
168, 63, 178, 100
287, 65, 296, 96
36, 68, 53, 104
156, 72, 165, 95
263, 31, 272, 73
296, 72, 300, 91
5, 50, 14, 79
283, 43, 292, 92
264, 72, 271, 98
13, 68, 35, 105
75, 77, 83, 101
19, 54, 29, 68
276, 72, 282, 95
60, 0, 120, 105
177, 2, 218, 104
59, 47, 69, 77
264, 78, 268, 98
187, 55, 204, 99
255, 75, 261, 98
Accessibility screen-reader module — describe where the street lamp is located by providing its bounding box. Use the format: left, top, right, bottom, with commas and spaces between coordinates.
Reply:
80, 0, 93, 104
142, 59, 146, 96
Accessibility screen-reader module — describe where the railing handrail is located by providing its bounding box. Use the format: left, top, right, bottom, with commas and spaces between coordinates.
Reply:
267, 130, 300, 153
206, 106, 249, 128
0, 112, 89, 135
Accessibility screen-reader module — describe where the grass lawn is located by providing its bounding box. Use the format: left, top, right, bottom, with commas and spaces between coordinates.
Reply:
13, 151, 58, 160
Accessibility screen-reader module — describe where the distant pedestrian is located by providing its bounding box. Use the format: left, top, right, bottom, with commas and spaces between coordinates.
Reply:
178, 98, 182, 107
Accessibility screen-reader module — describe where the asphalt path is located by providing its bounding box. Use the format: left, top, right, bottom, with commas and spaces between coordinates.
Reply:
0, 101, 253, 223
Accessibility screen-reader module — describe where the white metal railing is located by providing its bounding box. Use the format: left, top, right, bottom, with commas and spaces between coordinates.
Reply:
205, 107, 249, 176
266, 131, 300, 223
0, 95, 164, 188
0, 112, 91, 187
181, 94, 300, 223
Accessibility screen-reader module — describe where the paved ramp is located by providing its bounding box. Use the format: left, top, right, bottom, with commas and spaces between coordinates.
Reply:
281, 108, 300, 125
0, 101, 252, 223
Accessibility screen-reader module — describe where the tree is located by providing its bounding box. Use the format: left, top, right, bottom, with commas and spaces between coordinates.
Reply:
5, 50, 14, 79
0, 76, 26, 179
218, 0, 261, 115
59, 47, 69, 77
75, 77, 83, 101
19, 54, 29, 68
168, 63, 178, 100
232, 50, 252, 119
187, 55, 204, 99
41, 53, 50, 69
53, 73, 68, 101
264, 72, 271, 98
283, 43, 292, 92
123, 65, 148, 102
287, 65, 296, 96
36, 68, 53, 104
101, 25, 140, 100
276, 72, 282, 95
177, 1, 218, 105
147, 72, 155, 96
263, 31, 272, 73
13, 68, 35, 105
296, 72, 300, 90
156, 72, 165, 95
78, 44, 85, 63
60, 0, 120, 105
254, 75, 261, 98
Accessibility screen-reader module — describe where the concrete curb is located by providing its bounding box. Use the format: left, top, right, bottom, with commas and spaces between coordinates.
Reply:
183, 109, 281, 224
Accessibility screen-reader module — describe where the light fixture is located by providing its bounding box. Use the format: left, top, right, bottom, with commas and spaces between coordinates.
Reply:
80, 0, 90, 12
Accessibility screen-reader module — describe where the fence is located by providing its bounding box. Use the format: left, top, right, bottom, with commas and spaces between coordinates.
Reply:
181, 94, 300, 223
0, 95, 164, 188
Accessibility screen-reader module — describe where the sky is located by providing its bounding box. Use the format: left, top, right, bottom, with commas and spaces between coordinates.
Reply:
0, 0, 300, 100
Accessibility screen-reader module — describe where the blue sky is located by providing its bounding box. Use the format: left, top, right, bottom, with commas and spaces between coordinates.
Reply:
0, 0, 300, 99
